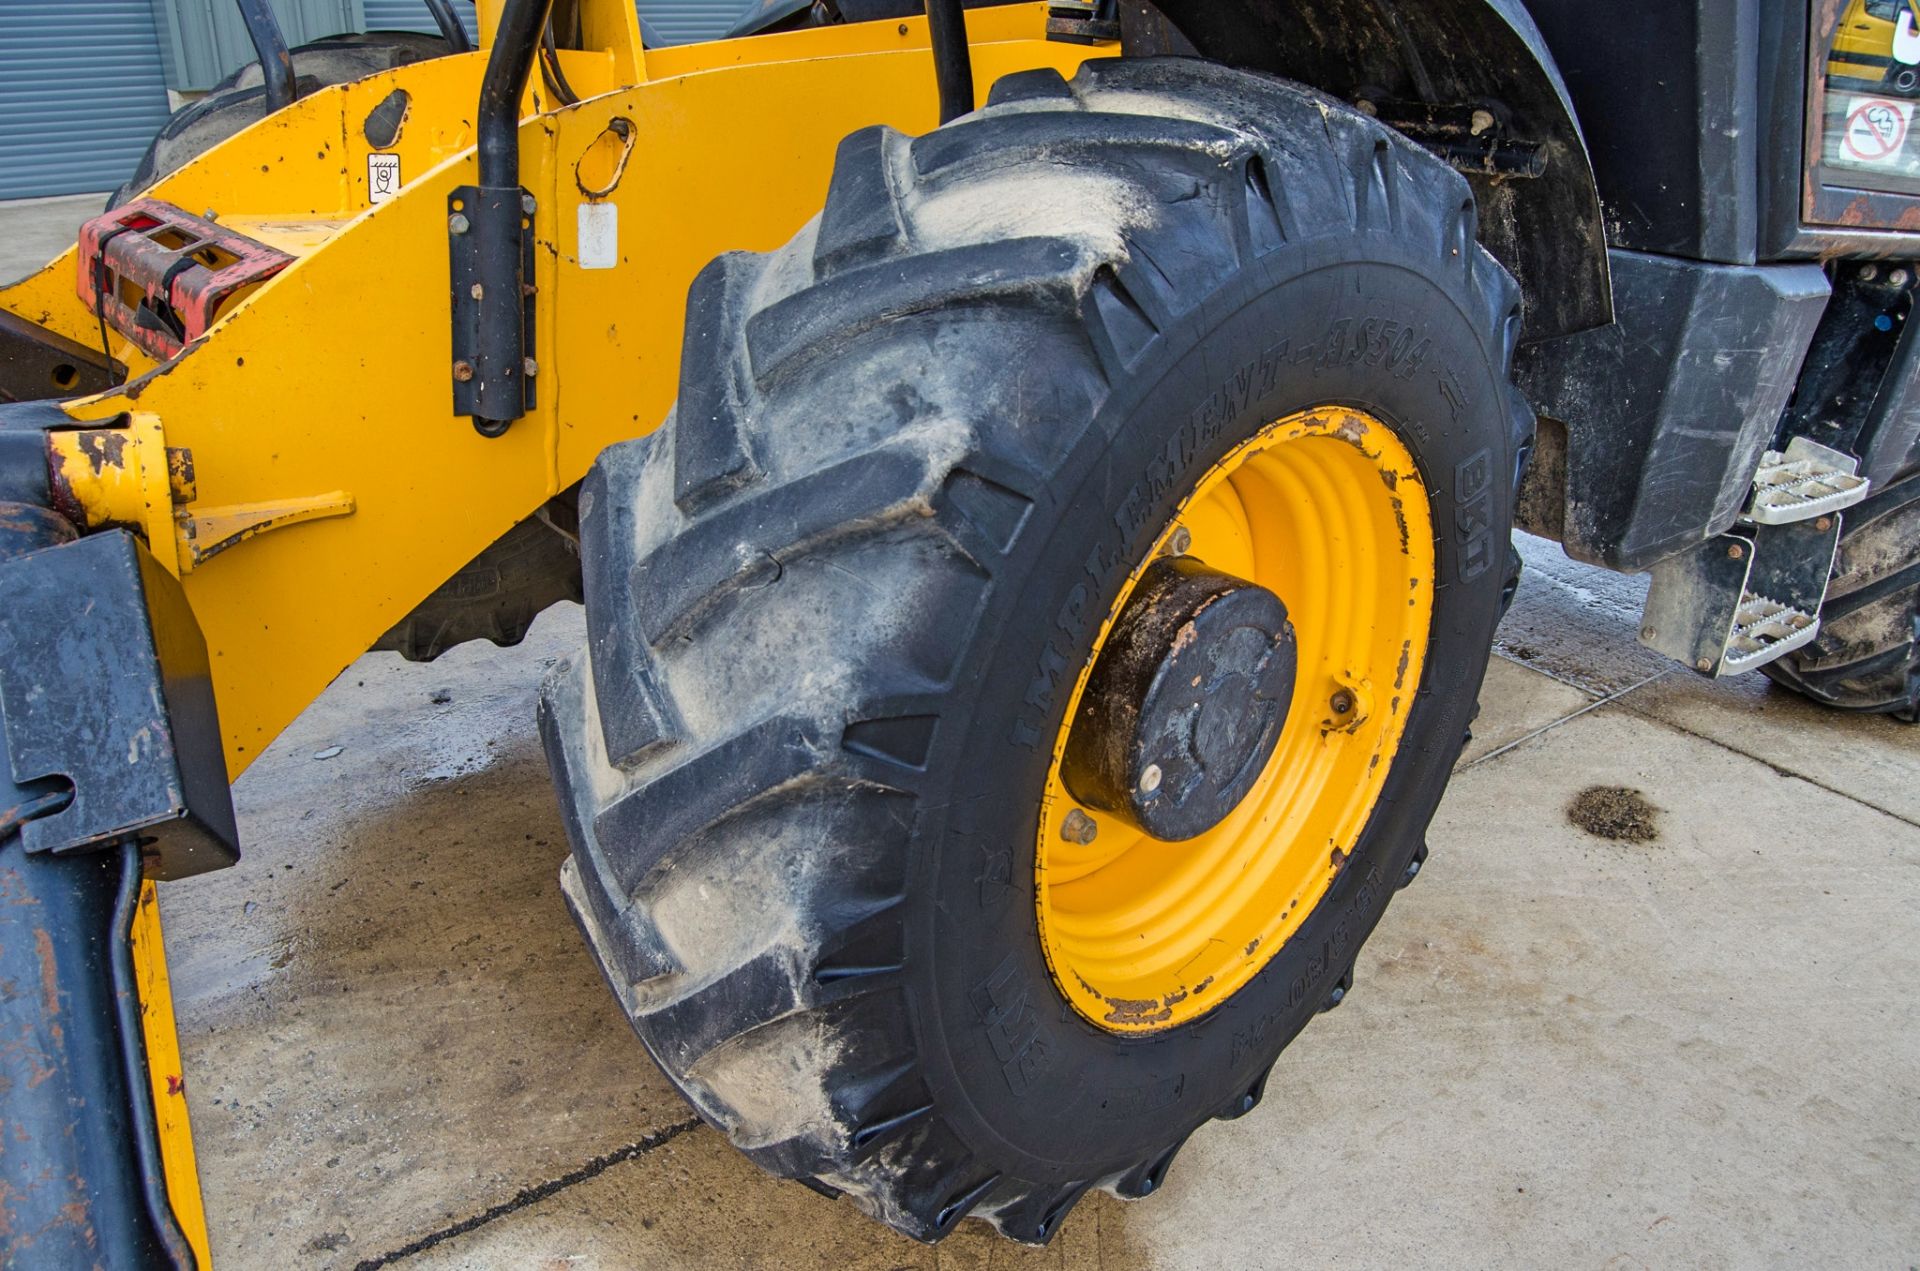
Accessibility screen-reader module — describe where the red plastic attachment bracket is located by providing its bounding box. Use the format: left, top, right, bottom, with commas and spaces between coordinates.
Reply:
76, 199, 293, 360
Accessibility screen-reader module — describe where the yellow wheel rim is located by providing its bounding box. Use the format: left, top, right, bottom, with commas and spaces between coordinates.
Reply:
1036, 407, 1434, 1032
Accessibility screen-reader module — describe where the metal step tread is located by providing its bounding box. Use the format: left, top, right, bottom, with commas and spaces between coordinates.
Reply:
1748, 437, 1871, 525
1721, 591, 1821, 673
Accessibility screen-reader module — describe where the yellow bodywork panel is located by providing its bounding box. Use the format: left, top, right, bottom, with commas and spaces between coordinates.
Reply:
132, 882, 211, 1267
0, 6, 1106, 781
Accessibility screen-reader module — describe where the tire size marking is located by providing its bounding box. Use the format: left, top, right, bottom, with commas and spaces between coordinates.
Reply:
1096, 1073, 1187, 1120
1229, 864, 1383, 1067
971, 954, 1058, 1097
1453, 448, 1494, 583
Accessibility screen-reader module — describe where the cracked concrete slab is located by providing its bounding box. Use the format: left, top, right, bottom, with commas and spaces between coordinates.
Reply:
1497, 533, 1672, 697
163, 607, 692, 1269
1457, 653, 1595, 767
280, 657, 1920, 1269
150, 535, 1920, 1268
1612, 668, 1920, 825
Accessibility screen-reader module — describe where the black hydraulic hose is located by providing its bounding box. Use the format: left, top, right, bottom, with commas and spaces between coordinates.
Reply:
541, 22, 582, 106
109, 843, 196, 1269
477, 0, 557, 192
423, 0, 474, 54
925, 0, 973, 124
233, 0, 295, 113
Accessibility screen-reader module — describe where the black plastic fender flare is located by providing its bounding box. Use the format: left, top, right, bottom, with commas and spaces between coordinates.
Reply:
1146, 0, 1609, 343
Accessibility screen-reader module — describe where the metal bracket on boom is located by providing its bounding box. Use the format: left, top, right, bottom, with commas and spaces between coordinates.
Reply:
448, 185, 538, 433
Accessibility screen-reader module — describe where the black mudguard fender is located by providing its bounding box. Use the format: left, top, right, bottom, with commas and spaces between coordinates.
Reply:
1149, 0, 1611, 343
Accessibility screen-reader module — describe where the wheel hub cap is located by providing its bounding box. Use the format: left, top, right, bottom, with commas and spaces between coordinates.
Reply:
1060, 557, 1297, 841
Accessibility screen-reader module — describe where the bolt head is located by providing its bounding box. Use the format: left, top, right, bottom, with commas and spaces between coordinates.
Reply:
1862, 263, 1881, 281
1727, 542, 1745, 560
1816, 516, 1834, 531
1695, 657, 1713, 672
1060, 809, 1098, 845
521, 193, 537, 216
448, 212, 470, 235
522, 356, 539, 377
1893, 268, 1911, 288
1138, 763, 1163, 795
1641, 625, 1658, 640
1329, 689, 1355, 715
452, 360, 474, 382
1167, 526, 1192, 556
1469, 108, 1496, 136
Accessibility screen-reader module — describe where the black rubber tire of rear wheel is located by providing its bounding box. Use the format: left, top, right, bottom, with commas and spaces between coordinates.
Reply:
1762, 470, 1920, 720
374, 515, 583, 663
110, 32, 451, 208
541, 57, 1531, 1243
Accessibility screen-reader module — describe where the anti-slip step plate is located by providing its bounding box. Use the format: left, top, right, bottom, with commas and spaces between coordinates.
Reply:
1641, 517, 1842, 677
1747, 435, 1871, 525
1720, 592, 1821, 674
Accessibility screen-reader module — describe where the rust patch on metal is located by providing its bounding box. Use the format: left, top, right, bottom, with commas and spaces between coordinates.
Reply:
34, 928, 59, 1020
73, 430, 127, 475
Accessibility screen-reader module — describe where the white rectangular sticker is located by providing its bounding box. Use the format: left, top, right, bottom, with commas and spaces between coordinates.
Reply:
367, 153, 401, 204
1839, 96, 1914, 168
578, 203, 618, 269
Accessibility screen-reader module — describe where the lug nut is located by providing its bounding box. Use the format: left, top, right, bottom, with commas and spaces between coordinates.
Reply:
452, 360, 474, 382
1138, 764, 1163, 794
448, 212, 470, 235
1167, 526, 1192, 556
1060, 809, 1098, 845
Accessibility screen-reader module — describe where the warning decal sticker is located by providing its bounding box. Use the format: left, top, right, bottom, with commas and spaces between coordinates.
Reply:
1841, 96, 1914, 166
368, 153, 401, 204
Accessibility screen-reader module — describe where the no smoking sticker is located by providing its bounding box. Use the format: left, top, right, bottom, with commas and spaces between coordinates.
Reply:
1842, 96, 1913, 166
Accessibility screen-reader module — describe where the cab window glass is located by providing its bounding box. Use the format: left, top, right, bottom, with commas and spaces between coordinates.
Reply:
1820, 0, 1920, 194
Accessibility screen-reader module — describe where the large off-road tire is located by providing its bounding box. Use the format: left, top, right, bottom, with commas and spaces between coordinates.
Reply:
1763, 470, 1920, 720
110, 32, 451, 207
542, 58, 1530, 1242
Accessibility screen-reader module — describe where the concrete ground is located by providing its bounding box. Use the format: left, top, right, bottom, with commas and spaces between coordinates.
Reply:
140, 536, 1916, 1271
0, 193, 102, 285
5, 199, 1917, 1267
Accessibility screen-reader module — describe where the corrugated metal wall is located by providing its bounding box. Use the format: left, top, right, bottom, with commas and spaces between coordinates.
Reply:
0, 0, 751, 200
0, 1, 174, 199
360, 0, 476, 40
154, 0, 359, 92
635, 0, 745, 45
360, 2, 742, 46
